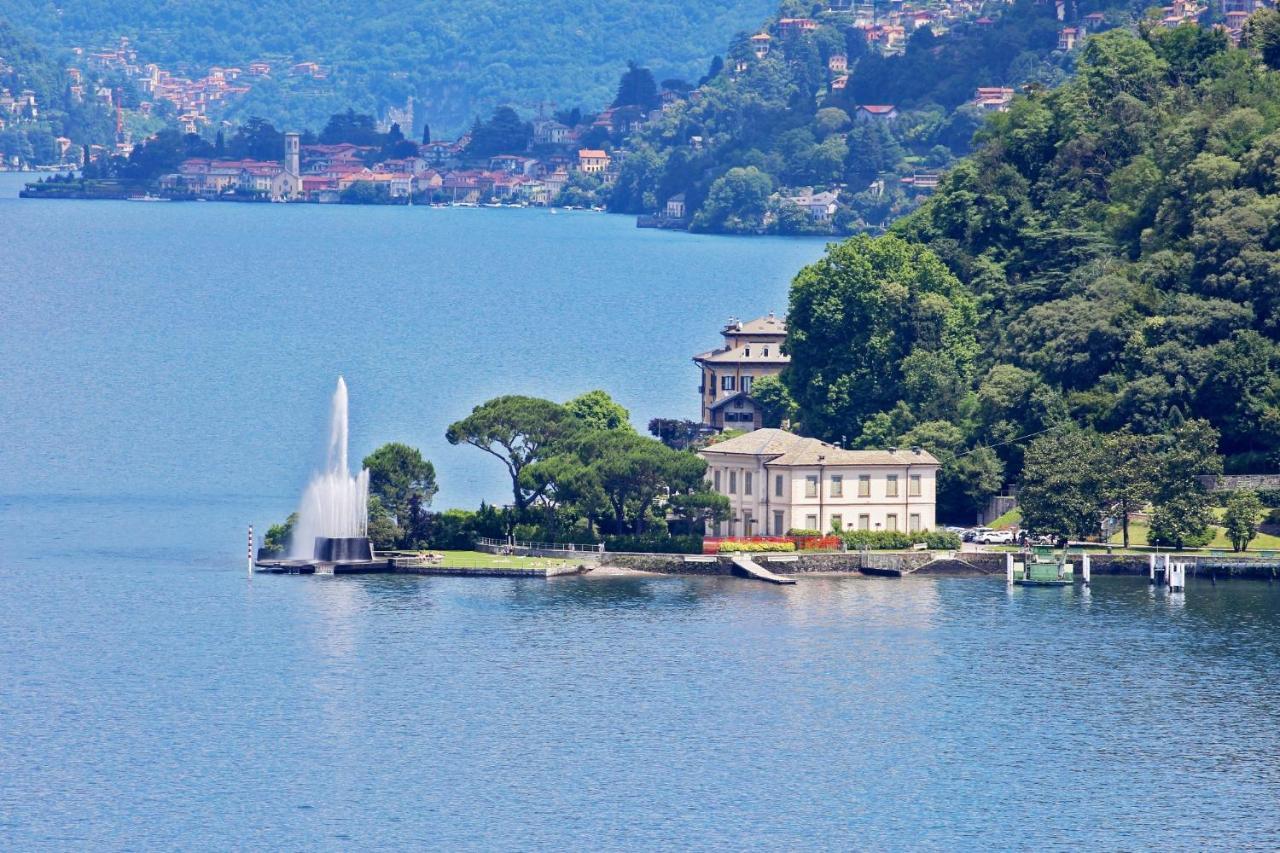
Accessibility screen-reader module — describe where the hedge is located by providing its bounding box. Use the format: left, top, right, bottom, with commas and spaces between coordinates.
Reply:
840, 530, 961, 550
603, 534, 703, 554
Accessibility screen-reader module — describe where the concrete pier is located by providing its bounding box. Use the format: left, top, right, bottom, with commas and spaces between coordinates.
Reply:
729, 555, 797, 585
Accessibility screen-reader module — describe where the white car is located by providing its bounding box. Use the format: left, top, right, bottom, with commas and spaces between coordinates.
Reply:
977, 529, 1015, 545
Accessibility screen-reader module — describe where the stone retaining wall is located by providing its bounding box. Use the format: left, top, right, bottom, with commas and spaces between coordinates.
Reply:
603, 552, 868, 575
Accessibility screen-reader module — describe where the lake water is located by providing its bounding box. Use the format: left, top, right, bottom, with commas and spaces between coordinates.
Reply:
3, 174, 1280, 849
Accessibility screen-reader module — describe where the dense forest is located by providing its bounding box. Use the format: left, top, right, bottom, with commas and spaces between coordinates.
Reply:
0, 0, 775, 134
775, 21, 1280, 543
609, 0, 1135, 233
0, 20, 114, 164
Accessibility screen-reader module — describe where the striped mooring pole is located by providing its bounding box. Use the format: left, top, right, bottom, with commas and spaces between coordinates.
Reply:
247, 524, 254, 575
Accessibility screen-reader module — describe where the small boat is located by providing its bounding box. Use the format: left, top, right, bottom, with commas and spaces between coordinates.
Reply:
1013, 546, 1074, 586
127, 193, 170, 202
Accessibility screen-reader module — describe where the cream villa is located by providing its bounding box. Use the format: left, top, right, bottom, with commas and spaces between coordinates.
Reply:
699, 429, 939, 536
693, 313, 789, 430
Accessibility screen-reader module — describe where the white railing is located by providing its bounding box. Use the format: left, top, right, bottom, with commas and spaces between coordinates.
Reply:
475, 536, 605, 554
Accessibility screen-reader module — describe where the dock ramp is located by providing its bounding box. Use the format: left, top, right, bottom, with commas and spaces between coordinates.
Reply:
730, 555, 797, 585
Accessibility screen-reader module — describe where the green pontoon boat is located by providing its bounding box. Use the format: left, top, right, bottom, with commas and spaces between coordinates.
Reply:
1013, 546, 1074, 586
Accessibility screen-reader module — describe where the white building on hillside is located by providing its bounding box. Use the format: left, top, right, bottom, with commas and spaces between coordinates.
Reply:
699, 428, 939, 537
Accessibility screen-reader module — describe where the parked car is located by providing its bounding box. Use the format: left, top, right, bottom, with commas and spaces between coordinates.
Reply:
977, 529, 1015, 545
963, 527, 992, 543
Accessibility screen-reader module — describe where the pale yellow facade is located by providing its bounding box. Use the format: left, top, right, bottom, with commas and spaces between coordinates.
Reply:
700, 429, 939, 536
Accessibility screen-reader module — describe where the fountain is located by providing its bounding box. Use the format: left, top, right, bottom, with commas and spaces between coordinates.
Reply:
289, 377, 373, 562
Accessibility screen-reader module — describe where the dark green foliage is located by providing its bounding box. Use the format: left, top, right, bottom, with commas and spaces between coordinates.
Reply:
362, 442, 439, 549
784, 234, 978, 441
261, 512, 298, 557
606, 0, 1085, 231
601, 534, 703, 553
1223, 490, 1263, 551
613, 62, 661, 110
0, 0, 779, 134
465, 107, 531, 156
0, 19, 116, 164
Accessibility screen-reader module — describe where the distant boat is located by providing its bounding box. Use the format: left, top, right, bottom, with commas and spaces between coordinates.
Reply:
127, 193, 169, 202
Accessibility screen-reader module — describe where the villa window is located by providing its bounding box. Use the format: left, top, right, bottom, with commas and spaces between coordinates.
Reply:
763, 347, 770, 356
858, 475, 870, 497
744, 511, 753, 534
742, 375, 753, 393
714, 469, 721, 491
886, 514, 898, 531
909, 513, 921, 533
721, 375, 736, 392
805, 475, 818, 498
744, 472, 753, 495
744, 347, 751, 357
805, 514, 819, 530
775, 474, 784, 497
886, 475, 899, 498
909, 474, 921, 497
729, 471, 737, 494
830, 514, 843, 532
830, 474, 843, 498
858, 514, 870, 531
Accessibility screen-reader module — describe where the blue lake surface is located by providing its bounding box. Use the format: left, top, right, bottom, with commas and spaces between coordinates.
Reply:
3, 173, 1280, 849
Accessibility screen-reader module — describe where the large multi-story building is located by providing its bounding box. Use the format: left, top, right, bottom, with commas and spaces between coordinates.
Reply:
693, 314, 789, 431
700, 429, 939, 536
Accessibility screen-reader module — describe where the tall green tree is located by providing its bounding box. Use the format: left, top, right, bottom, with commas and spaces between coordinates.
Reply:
1223, 490, 1263, 552
565, 390, 634, 432
613, 61, 661, 110
445, 396, 576, 511
1017, 429, 1105, 543
362, 442, 438, 547
785, 234, 978, 443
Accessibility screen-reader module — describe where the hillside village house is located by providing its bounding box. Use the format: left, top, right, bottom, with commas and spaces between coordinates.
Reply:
577, 149, 610, 173
693, 314, 789, 430
700, 429, 939, 536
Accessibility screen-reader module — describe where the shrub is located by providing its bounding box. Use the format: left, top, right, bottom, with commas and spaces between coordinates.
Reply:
923, 530, 962, 549
1256, 488, 1280, 508
786, 528, 822, 536
717, 540, 797, 553
1266, 508, 1280, 526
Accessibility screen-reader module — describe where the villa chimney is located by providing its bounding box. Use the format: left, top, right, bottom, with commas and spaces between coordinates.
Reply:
912, 445, 922, 455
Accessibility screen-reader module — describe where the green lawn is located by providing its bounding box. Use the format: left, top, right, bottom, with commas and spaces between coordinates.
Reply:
1107, 521, 1280, 552
989, 507, 1022, 528
427, 550, 586, 569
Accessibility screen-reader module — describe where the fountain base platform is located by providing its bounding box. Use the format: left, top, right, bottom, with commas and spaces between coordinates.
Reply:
313, 536, 373, 562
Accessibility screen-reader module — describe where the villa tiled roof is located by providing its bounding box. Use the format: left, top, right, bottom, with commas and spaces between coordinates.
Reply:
702, 428, 939, 466
693, 347, 790, 364
727, 314, 787, 335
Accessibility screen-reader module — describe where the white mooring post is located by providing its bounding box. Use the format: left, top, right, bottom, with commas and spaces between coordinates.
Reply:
1149, 553, 1157, 584
248, 524, 254, 575
1169, 561, 1186, 592
1082, 553, 1091, 585
1006, 552, 1015, 585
